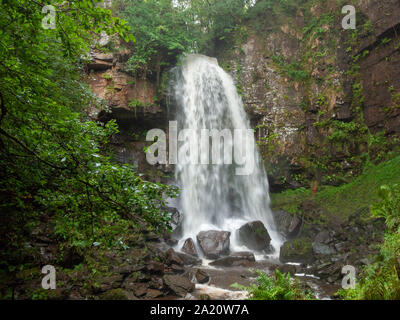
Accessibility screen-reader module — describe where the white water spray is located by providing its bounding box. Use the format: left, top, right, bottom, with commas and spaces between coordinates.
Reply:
172, 54, 282, 257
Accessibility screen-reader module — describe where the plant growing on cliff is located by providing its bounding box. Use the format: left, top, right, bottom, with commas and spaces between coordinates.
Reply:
338, 184, 400, 300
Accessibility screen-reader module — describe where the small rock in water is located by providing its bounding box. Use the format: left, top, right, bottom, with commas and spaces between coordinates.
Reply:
188, 268, 210, 284
196, 230, 230, 259
237, 221, 271, 252
181, 238, 198, 257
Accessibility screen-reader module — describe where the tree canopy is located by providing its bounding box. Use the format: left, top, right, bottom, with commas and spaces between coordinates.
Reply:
0, 0, 177, 270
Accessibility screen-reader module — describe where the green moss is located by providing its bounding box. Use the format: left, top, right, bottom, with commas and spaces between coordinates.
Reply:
271, 155, 400, 225
280, 238, 313, 263
100, 288, 129, 300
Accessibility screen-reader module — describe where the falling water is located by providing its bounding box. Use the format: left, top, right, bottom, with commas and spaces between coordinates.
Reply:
172, 54, 282, 257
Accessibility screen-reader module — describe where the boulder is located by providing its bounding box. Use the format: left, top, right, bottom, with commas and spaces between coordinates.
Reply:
181, 238, 198, 257
163, 206, 183, 236
145, 261, 165, 274
165, 248, 184, 266
194, 269, 209, 284
279, 238, 314, 264
176, 252, 202, 266
237, 221, 271, 252
209, 252, 256, 267
272, 211, 302, 238
186, 268, 210, 284
312, 242, 336, 256
163, 274, 195, 297
196, 230, 231, 259
314, 230, 332, 244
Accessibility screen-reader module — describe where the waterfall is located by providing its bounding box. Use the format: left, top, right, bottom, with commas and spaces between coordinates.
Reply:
172, 54, 282, 257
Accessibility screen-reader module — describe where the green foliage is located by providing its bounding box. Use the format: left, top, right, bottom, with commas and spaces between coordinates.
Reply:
371, 185, 400, 233
272, 55, 310, 82
232, 269, 314, 300
338, 184, 400, 300
117, 0, 198, 78
102, 73, 113, 80
272, 155, 400, 225
188, 0, 253, 50
0, 0, 178, 275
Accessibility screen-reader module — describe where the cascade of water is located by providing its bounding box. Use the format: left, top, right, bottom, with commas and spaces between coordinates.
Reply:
172, 54, 282, 257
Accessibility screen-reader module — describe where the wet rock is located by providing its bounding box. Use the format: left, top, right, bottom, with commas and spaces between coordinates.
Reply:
164, 206, 183, 237
288, 216, 302, 236
312, 242, 336, 255
279, 238, 314, 264
145, 261, 165, 274
176, 252, 202, 266
237, 221, 271, 252
99, 288, 130, 300
194, 269, 210, 284
145, 289, 164, 299
163, 274, 195, 297
132, 283, 149, 297
170, 264, 185, 274
272, 211, 302, 238
316, 262, 342, 280
165, 237, 179, 246
181, 238, 198, 257
165, 248, 184, 266
209, 252, 256, 267
314, 230, 332, 244
186, 268, 210, 284
196, 230, 231, 259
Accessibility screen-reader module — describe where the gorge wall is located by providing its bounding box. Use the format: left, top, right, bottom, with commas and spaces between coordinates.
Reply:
217, 0, 400, 191
88, 0, 400, 192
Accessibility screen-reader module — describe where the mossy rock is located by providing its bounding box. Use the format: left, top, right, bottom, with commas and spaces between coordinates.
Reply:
279, 238, 314, 264
99, 288, 130, 300
238, 221, 271, 252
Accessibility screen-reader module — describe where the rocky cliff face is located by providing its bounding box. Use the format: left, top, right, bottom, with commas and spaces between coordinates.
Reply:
86, 46, 173, 183
217, 0, 400, 191
86, 0, 400, 191
357, 0, 400, 135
